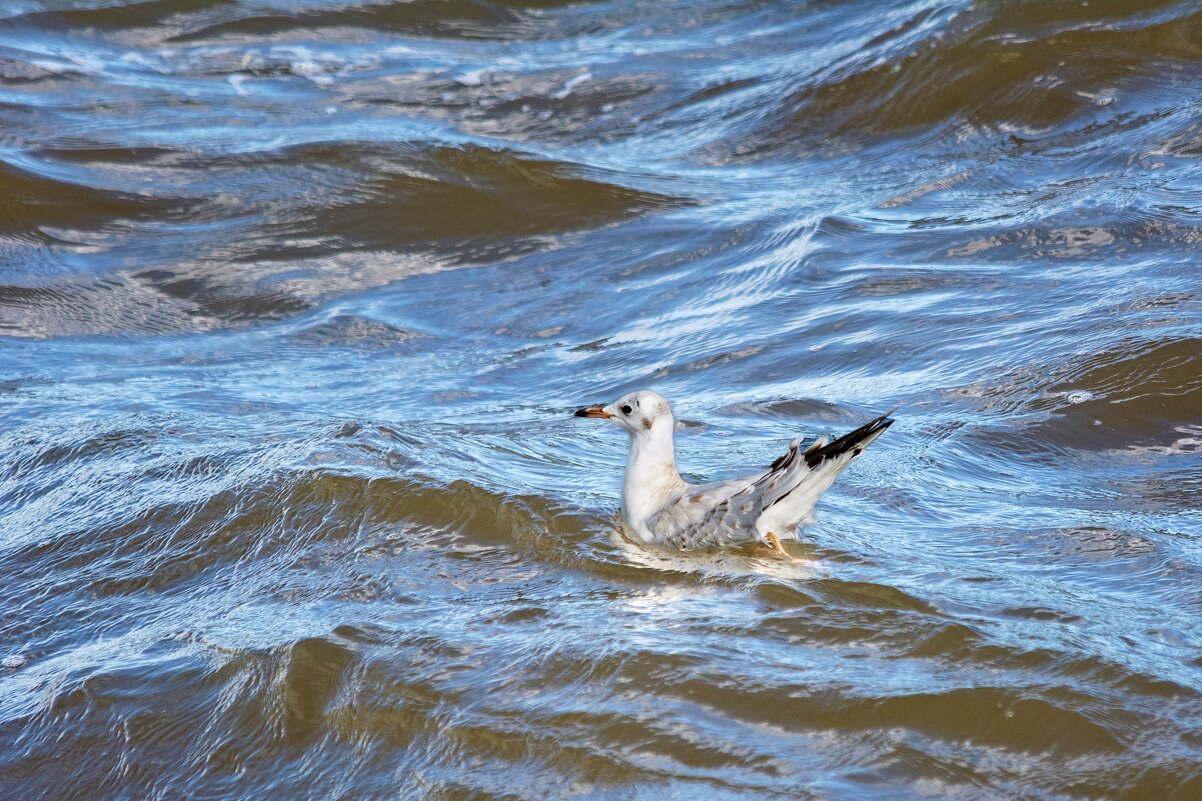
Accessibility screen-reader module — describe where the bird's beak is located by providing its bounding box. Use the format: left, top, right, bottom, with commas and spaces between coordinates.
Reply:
574, 405, 613, 419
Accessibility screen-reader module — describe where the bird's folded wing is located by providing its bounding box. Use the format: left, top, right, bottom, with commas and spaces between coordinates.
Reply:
646, 437, 825, 548
758, 438, 813, 510
645, 413, 894, 549
646, 476, 765, 549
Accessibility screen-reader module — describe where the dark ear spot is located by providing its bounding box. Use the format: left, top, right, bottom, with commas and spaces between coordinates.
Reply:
642, 417, 652, 430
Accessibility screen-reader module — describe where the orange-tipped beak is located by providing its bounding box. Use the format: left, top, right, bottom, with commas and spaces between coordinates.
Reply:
574, 405, 613, 419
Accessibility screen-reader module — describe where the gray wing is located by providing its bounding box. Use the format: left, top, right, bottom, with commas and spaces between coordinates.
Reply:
645, 474, 766, 550
646, 438, 816, 550
646, 409, 895, 550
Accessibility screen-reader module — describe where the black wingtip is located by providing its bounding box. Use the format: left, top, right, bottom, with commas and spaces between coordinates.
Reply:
803, 410, 895, 468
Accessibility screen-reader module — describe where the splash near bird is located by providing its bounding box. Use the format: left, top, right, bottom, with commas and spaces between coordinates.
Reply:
575, 391, 894, 555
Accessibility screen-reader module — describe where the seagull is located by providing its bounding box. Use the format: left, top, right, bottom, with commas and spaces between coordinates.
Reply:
574, 391, 894, 555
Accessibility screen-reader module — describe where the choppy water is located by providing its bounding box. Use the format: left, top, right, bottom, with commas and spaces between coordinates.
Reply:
2, 1, 1201, 798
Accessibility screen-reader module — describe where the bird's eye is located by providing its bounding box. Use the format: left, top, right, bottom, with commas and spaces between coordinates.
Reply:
621, 404, 632, 415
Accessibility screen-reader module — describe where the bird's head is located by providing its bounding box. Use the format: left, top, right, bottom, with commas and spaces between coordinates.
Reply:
574, 390, 674, 435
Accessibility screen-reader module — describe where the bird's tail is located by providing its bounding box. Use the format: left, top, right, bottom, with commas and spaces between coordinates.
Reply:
759, 409, 896, 535
802, 408, 895, 468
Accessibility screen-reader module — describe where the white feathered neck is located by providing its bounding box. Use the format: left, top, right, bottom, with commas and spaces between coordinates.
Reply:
621, 415, 687, 538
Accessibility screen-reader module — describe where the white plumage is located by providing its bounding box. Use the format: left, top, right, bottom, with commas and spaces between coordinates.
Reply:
575, 391, 894, 553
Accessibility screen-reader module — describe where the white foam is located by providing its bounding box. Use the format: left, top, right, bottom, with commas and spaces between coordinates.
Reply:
552, 71, 593, 100
453, 68, 487, 87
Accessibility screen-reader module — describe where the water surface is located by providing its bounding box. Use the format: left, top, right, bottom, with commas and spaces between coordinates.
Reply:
1, 1, 1201, 799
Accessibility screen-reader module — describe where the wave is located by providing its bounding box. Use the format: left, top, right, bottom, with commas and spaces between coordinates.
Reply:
722, 0, 1202, 158
0, 142, 683, 336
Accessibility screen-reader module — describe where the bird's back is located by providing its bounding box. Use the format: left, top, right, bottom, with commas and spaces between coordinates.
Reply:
643, 475, 761, 550
644, 411, 894, 550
